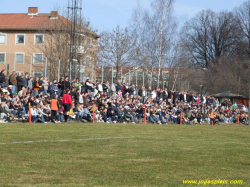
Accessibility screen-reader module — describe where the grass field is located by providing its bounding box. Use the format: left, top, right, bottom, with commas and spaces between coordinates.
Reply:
0, 122, 249, 187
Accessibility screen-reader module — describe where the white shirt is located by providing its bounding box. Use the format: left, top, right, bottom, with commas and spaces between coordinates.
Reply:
151, 91, 157, 99
98, 84, 103, 92
31, 108, 38, 116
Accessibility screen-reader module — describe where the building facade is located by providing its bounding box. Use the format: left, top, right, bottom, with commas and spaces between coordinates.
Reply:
0, 7, 99, 80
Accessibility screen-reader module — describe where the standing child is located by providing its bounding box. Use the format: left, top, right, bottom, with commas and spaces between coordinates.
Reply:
50, 94, 59, 123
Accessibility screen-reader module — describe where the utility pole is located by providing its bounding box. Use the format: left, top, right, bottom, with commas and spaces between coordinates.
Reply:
68, 0, 82, 79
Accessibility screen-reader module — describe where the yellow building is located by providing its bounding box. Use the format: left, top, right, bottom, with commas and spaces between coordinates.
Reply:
0, 7, 100, 80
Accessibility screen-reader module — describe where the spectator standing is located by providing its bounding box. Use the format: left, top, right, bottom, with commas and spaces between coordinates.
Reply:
16, 72, 24, 92
43, 77, 49, 96
58, 77, 64, 97
9, 71, 17, 93
111, 82, 116, 93
74, 78, 82, 90
33, 77, 40, 97
102, 81, 108, 93
28, 76, 33, 93
97, 81, 103, 93
0, 69, 7, 88
38, 77, 44, 95
85, 79, 93, 92
63, 76, 71, 91
23, 72, 29, 89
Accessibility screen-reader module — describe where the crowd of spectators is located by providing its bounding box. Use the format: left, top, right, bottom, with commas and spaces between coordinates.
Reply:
0, 69, 248, 125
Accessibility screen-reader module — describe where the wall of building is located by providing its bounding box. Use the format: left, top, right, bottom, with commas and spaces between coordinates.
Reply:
0, 30, 98, 80
0, 30, 45, 76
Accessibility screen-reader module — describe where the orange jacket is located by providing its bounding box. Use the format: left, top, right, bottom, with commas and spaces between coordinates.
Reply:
33, 81, 40, 91
51, 99, 59, 111
210, 112, 214, 119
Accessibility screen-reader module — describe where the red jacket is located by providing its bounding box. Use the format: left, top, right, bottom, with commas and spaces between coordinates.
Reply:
62, 94, 73, 106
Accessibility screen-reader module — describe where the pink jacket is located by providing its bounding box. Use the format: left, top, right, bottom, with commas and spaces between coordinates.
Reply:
62, 94, 73, 106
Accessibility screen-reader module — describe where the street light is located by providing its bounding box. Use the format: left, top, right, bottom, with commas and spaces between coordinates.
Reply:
199, 84, 203, 97
79, 62, 85, 81
70, 59, 78, 81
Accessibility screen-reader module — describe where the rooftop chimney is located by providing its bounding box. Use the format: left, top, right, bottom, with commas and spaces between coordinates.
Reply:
50, 11, 58, 19
28, 7, 38, 16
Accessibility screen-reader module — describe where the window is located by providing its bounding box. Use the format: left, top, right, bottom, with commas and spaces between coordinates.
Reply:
76, 34, 85, 46
34, 53, 43, 64
86, 56, 91, 67
35, 34, 44, 44
0, 34, 6, 44
80, 35, 85, 46
0, 53, 6, 63
174, 73, 181, 79
87, 38, 92, 48
162, 71, 169, 78
15, 53, 24, 63
16, 34, 25, 44
33, 72, 43, 78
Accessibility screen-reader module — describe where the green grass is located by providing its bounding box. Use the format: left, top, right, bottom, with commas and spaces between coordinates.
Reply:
0, 123, 249, 187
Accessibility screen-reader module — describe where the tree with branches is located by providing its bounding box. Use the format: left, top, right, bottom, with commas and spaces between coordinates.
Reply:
98, 25, 136, 82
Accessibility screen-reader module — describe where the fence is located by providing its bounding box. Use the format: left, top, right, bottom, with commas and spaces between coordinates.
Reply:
96, 66, 190, 91
2, 55, 190, 91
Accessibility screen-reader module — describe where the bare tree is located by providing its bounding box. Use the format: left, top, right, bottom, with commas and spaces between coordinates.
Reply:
182, 9, 238, 69
98, 25, 136, 82
130, 0, 179, 88
234, 0, 250, 60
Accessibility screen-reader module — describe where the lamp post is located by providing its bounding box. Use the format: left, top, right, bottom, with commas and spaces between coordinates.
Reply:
101, 64, 104, 82
70, 58, 78, 81
79, 62, 85, 81
199, 84, 203, 113
199, 85, 203, 97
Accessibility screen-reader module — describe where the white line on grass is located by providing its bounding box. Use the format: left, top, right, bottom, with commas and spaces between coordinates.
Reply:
174, 139, 250, 145
0, 136, 155, 145
0, 137, 248, 145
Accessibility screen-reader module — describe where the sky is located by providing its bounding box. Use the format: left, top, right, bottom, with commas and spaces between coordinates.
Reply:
0, 0, 248, 33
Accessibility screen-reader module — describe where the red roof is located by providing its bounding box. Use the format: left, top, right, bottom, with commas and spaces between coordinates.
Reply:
0, 13, 100, 38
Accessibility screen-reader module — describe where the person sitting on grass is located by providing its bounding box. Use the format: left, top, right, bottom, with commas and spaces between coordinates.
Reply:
134, 104, 144, 122
148, 107, 161, 124
108, 109, 118, 123
213, 112, 220, 125
124, 106, 138, 124
36, 104, 49, 123
80, 105, 92, 122
239, 113, 249, 125
4, 100, 18, 119
31, 104, 46, 123
158, 108, 167, 124
75, 104, 85, 123
183, 115, 191, 125
115, 104, 125, 123
189, 113, 198, 125
0, 101, 14, 123
100, 108, 109, 123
